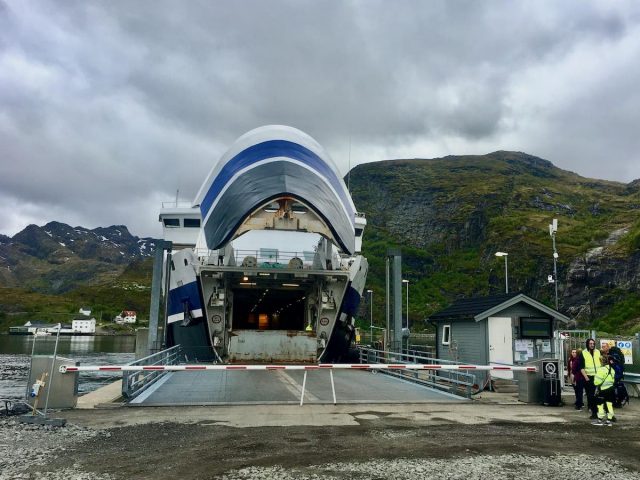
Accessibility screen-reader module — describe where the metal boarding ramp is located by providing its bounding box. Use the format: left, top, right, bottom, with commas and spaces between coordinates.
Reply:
62, 346, 536, 406
120, 346, 469, 406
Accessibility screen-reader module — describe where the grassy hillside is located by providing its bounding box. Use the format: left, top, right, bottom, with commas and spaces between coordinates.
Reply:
351, 152, 640, 335
0, 258, 153, 332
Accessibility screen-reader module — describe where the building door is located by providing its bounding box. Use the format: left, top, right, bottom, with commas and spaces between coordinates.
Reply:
488, 316, 513, 380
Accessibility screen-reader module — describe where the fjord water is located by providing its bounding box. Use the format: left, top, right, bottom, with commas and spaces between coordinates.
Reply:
0, 335, 135, 403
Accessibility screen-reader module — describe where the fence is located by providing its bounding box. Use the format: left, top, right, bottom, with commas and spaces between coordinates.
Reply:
121, 345, 183, 399
357, 346, 478, 398
357, 332, 437, 357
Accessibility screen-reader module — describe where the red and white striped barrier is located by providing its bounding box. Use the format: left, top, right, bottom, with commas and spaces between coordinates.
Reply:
59, 363, 537, 374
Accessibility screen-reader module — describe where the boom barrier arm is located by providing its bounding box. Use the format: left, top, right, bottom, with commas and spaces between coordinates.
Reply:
59, 363, 537, 373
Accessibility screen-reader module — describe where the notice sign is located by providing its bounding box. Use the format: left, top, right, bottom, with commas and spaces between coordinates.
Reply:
600, 339, 634, 365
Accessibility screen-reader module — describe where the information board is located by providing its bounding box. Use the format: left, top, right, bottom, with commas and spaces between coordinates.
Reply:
600, 339, 634, 365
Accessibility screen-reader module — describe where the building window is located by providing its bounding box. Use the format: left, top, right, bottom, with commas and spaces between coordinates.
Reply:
163, 218, 180, 227
442, 325, 451, 345
184, 218, 201, 228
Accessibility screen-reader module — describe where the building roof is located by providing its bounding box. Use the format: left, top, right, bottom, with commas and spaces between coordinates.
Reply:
72, 314, 95, 321
24, 321, 56, 328
428, 292, 570, 323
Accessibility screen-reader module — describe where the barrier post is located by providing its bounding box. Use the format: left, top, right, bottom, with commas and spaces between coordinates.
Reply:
330, 370, 336, 405
300, 370, 308, 406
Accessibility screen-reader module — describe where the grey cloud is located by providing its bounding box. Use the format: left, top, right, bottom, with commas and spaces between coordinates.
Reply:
1, 0, 640, 237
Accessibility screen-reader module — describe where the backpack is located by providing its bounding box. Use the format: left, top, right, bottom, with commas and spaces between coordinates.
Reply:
609, 346, 625, 367
613, 382, 630, 408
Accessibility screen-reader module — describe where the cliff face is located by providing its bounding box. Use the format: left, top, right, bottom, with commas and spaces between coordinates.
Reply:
349, 151, 640, 333
564, 228, 640, 331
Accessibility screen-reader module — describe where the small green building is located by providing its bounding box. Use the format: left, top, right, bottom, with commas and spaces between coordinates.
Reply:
428, 293, 570, 384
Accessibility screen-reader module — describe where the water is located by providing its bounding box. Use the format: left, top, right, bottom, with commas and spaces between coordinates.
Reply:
0, 334, 136, 403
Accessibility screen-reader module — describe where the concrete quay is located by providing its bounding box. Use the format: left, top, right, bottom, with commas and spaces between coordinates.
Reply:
5, 381, 637, 479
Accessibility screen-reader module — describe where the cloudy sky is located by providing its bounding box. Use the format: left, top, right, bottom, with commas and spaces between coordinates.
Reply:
1, 0, 640, 238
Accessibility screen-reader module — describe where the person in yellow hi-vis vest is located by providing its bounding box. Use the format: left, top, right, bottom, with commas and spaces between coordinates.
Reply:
592, 355, 616, 427
579, 338, 601, 420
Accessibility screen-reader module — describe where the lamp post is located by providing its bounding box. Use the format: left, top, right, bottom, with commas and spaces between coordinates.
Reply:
495, 252, 508, 293
549, 218, 559, 310
402, 279, 409, 350
367, 289, 373, 345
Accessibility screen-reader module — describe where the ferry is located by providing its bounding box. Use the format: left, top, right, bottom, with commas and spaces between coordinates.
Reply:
159, 126, 368, 363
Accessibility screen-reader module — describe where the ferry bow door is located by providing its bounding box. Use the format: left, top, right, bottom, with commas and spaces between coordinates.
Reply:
488, 316, 513, 380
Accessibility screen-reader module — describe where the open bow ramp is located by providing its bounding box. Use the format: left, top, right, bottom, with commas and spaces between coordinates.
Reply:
161, 125, 369, 363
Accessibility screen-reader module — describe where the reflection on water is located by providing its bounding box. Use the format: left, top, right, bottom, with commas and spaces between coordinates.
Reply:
0, 334, 135, 355
0, 334, 136, 404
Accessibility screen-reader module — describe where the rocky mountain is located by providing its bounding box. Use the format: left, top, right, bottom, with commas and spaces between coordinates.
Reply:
0, 222, 157, 293
350, 151, 640, 334
2, 151, 639, 334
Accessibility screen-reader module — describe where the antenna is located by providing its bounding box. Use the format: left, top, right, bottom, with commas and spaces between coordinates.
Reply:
347, 135, 352, 192
548, 218, 559, 309
175, 189, 179, 207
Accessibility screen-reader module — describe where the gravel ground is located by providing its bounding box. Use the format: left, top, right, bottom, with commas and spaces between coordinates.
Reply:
2, 405, 639, 480
220, 455, 635, 480
0, 417, 113, 480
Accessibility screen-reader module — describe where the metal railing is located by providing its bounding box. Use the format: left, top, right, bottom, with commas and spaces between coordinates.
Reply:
195, 248, 321, 268
122, 345, 183, 400
625, 372, 640, 397
357, 346, 476, 398
161, 201, 193, 209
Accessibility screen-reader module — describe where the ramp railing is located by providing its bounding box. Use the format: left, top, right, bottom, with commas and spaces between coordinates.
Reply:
357, 347, 477, 398
122, 345, 183, 400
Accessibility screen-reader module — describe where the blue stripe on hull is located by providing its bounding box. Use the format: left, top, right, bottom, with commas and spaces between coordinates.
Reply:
341, 285, 361, 318
168, 281, 203, 316
200, 140, 354, 221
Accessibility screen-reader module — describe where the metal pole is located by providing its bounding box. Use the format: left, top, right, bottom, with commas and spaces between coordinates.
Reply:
162, 248, 173, 349
369, 290, 373, 346
148, 241, 165, 355
504, 256, 509, 294
406, 281, 409, 329
43, 323, 62, 417
330, 369, 336, 405
300, 370, 308, 406
552, 234, 559, 310
406, 281, 409, 350
385, 257, 390, 351
25, 331, 39, 400
392, 254, 402, 351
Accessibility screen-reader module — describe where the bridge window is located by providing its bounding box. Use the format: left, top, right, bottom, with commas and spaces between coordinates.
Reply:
184, 218, 201, 228
163, 218, 180, 227
442, 325, 451, 345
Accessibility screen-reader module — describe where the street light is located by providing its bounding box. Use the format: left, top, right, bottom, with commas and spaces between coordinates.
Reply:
402, 280, 409, 328
495, 252, 508, 293
402, 279, 409, 350
549, 219, 559, 310
367, 289, 373, 345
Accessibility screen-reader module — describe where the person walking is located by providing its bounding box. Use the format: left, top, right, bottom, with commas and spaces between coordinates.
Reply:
592, 355, 616, 426
568, 348, 584, 410
580, 338, 601, 420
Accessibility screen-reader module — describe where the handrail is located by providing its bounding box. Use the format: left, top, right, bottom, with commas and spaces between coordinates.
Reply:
122, 345, 183, 400
625, 372, 640, 384
357, 346, 477, 398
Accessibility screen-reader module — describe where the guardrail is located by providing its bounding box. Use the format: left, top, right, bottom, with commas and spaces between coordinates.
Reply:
357, 347, 479, 398
121, 345, 183, 400
625, 372, 640, 397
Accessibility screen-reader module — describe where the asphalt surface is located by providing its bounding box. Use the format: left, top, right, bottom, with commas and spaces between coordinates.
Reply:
1, 398, 634, 479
